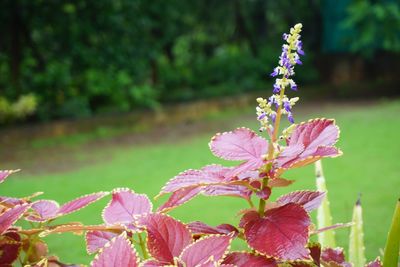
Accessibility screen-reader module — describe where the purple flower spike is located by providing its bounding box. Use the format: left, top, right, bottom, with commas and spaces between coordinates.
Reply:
258, 113, 266, 120
288, 113, 294, 124
283, 101, 291, 113
270, 113, 276, 123
273, 83, 281, 93
282, 33, 289, 40
270, 67, 279, 77
295, 59, 302, 65
290, 81, 297, 91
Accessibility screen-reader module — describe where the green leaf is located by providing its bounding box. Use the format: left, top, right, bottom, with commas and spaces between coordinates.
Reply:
315, 160, 336, 248
383, 199, 400, 267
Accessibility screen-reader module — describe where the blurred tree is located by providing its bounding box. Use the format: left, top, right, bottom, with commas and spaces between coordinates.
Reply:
0, 0, 398, 124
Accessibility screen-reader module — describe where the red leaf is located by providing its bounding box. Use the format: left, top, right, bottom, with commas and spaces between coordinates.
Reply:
244, 203, 310, 260
86, 231, 118, 254
0, 204, 30, 234
256, 187, 272, 200
275, 119, 341, 174
210, 128, 268, 175
222, 252, 277, 267
365, 257, 382, 267
321, 247, 351, 267
277, 191, 325, 212
0, 232, 22, 265
91, 233, 139, 267
308, 242, 321, 266
179, 234, 232, 267
0, 170, 19, 184
157, 187, 202, 213
188, 221, 238, 238
140, 213, 192, 264
58, 192, 109, 216
239, 210, 260, 228
103, 188, 152, 225
27, 200, 60, 222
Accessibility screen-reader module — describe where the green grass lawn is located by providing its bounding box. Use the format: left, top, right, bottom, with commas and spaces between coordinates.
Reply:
2, 99, 400, 265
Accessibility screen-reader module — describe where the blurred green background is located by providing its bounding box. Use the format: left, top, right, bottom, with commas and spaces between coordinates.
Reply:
0, 0, 399, 122
1, 0, 400, 265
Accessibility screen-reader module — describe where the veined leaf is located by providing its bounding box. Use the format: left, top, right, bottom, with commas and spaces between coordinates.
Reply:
102, 188, 152, 225
222, 251, 277, 267
243, 203, 310, 260
179, 234, 233, 267
90, 233, 139, 267
321, 247, 351, 267
139, 213, 192, 264
277, 190, 325, 212
209, 127, 268, 176
275, 119, 342, 176
86, 231, 118, 254
0, 204, 30, 234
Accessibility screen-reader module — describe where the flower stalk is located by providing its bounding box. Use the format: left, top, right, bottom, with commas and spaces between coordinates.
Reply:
257, 23, 304, 216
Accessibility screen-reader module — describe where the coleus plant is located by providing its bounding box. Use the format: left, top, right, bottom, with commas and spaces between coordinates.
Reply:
0, 24, 398, 267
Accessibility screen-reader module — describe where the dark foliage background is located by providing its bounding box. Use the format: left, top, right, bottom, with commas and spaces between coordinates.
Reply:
0, 0, 399, 122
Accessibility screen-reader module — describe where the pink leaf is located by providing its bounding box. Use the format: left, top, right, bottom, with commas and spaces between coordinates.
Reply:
179, 234, 232, 267
203, 184, 252, 200
321, 247, 351, 267
140, 213, 192, 264
244, 203, 310, 260
268, 177, 295, 187
308, 242, 321, 266
0, 204, 30, 234
277, 190, 325, 212
140, 260, 168, 267
58, 192, 109, 216
91, 233, 139, 267
188, 221, 238, 238
222, 252, 277, 267
0, 170, 19, 184
365, 257, 382, 267
160, 166, 227, 195
210, 128, 268, 175
0, 196, 25, 206
103, 188, 152, 225
275, 119, 341, 173
157, 187, 202, 213
27, 200, 60, 222
86, 231, 118, 254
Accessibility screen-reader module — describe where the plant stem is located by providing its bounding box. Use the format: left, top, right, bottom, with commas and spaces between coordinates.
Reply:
138, 233, 149, 259
383, 199, 400, 267
258, 88, 285, 216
